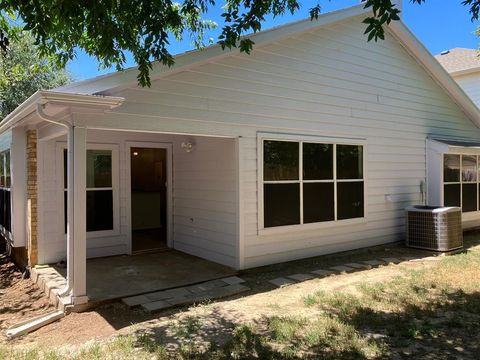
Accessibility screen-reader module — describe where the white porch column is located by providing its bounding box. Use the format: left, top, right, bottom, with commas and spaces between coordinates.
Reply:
11, 127, 27, 248
69, 125, 88, 304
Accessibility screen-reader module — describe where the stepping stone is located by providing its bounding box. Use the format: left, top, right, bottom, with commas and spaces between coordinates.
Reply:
142, 300, 171, 313
287, 273, 314, 282
208, 284, 250, 298
329, 265, 355, 273
196, 279, 228, 291
269, 277, 295, 287
122, 295, 151, 307
344, 262, 371, 269
221, 276, 246, 285
146, 287, 191, 301
166, 296, 192, 306
381, 257, 402, 264
311, 269, 334, 277
361, 260, 385, 267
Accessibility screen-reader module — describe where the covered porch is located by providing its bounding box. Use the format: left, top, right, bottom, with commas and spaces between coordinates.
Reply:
3, 90, 243, 309
32, 250, 237, 305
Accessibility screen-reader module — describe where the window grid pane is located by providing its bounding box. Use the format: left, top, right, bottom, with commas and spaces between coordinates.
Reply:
443, 154, 480, 213
263, 140, 364, 228
63, 148, 114, 233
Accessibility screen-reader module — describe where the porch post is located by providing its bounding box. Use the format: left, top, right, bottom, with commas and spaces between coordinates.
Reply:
70, 125, 88, 304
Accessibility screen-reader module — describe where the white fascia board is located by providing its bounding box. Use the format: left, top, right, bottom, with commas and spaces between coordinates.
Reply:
0, 91, 124, 134
56, 4, 371, 95
388, 21, 480, 128
450, 67, 480, 78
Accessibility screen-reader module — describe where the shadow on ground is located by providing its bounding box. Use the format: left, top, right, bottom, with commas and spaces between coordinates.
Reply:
123, 285, 480, 359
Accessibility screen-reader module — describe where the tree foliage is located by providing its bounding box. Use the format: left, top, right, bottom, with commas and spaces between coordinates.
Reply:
0, 1, 478, 87
0, 31, 71, 119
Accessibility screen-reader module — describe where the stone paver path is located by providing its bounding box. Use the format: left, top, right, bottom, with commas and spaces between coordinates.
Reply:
267, 254, 445, 288
122, 276, 249, 313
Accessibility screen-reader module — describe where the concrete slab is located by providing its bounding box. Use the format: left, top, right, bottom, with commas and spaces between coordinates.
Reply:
52, 250, 236, 302
122, 295, 151, 307
311, 269, 334, 277
287, 273, 314, 282
330, 265, 355, 273
269, 277, 295, 287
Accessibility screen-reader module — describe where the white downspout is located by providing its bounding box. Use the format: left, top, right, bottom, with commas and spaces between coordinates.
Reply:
36, 104, 75, 297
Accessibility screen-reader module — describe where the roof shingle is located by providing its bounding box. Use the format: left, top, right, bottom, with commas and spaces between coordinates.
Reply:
435, 48, 480, 74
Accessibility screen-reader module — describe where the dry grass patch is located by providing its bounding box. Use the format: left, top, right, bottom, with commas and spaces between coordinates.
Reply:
3, 247, 480, 359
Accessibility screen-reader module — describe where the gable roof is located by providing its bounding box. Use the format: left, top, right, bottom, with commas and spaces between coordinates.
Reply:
435, 48, 480, 76
3, 5, 471, 130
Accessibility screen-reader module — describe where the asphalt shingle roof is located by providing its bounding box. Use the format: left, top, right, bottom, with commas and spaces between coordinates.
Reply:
435, 48, 480, 74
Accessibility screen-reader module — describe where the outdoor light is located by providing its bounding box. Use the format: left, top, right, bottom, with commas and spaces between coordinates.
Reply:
133, 151, 139, 156
181, 142, 194, 153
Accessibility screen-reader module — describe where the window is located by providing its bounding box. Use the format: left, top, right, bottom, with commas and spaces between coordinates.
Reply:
0, 150, 11, 235
64, 149, 114, 232
443, 154, 480, 212
262, 139, 364, 228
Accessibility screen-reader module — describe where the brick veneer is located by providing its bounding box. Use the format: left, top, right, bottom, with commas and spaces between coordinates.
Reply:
26, 129, 38, 266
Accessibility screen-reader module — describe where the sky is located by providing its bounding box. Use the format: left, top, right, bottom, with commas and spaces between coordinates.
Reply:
67, 0, 480, 81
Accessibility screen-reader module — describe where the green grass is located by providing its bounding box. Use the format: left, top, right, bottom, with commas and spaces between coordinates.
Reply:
3, 247, 480, 359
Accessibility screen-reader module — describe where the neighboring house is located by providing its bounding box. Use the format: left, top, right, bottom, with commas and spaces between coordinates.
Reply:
436, 48, 480, 107
1, 3, 480, 307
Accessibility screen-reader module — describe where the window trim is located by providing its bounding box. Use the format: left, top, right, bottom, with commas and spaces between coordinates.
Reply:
0, 150, 12, 239
56, 142, 120, 239
442, 150, 480, 220
257, 133, 367, 236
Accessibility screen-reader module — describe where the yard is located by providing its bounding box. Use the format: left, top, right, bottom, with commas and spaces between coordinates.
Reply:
1, 237, 480, 359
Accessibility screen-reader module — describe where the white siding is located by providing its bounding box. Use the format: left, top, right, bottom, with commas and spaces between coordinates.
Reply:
37, 131, 237, 267
88, 15, 480, 269
454, 72, 480, 108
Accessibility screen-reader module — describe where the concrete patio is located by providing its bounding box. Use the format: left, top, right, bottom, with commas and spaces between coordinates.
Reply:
31, 250, 236, 306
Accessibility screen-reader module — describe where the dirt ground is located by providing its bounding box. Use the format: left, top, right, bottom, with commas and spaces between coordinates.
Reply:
0, 254, 54, 340
0, 239, 459, 350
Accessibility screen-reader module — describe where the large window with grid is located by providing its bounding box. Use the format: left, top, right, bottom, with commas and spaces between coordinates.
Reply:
0, 150, 11, 235
443, 154, 480, 212
262, 139, 365, 229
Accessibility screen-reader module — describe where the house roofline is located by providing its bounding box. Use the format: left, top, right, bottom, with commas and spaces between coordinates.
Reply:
387, 21, 480, 127
0, 91, 124, 133
9, 3, 480, 129
56, 4, 371, 95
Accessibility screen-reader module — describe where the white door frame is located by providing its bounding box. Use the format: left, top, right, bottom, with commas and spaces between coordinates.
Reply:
126, 141, 173, 254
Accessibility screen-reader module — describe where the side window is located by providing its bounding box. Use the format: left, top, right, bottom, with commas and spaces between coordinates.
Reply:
443, 154, 478, 212
64, 149, 114, 232
0, 150, 11, 234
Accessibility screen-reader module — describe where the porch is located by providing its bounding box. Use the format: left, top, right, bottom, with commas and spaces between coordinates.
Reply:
31, 250, 236, 306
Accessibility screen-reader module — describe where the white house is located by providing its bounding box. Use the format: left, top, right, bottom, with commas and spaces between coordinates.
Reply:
2, 3, 480, 307
436, 48, 480, 107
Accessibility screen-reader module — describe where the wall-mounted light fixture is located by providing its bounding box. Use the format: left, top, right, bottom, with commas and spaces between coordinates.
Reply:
181, 141, 195, 153
132, 151, 139, 156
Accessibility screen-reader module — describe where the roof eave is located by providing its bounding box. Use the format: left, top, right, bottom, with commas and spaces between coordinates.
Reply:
0, 91, 125, 133
56, 4, 371, 95
388, 21, 480, 128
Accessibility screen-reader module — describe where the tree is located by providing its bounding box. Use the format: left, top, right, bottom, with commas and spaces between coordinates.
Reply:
0, 1, 478, 87
0, 31, 71, 119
